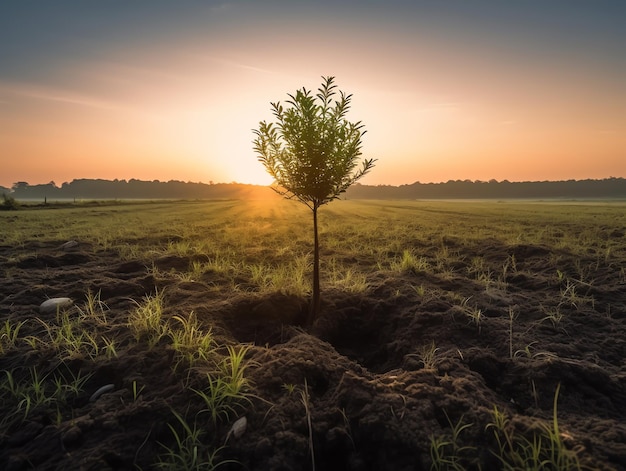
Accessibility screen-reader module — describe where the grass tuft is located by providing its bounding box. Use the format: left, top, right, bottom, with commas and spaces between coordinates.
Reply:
128, 289, 169, 348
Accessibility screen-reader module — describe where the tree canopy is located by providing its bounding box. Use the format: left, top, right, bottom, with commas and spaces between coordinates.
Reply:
253, 76, 375, 210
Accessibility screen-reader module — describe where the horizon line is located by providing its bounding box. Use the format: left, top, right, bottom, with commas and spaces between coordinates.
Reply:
3, 175, 626, 190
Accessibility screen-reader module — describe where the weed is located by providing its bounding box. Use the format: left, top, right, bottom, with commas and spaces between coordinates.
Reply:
193, 345, 252, 425
170, 311, 215, 370
204, 255, 236, 274
249, 255, 311, 296
326, 259, 369, 293
513, 342, 558, 361
430, 435, 454, 471
220, 345, 253, 397
412, 284, 426, 297
34, 310, 102, 360
146, 262, 164, 279
407, 340, 440, 370
57, 367, 92, 398
156, 409, 233, 471
301, 379, 315, 471
429, 412, 475, 471
188, 260, 207, 280
128, 289, 169, 348
467, 256, 486, 278
165, 240, 194, 257
390, 394, 408, 421
391, 249, 429, 273
78, 288, 109, 324
131, 381, 145, 402
0, 319, 25, 355
558, 279, 594, 310
486, 384, 584, 470
531, 379, 539, 408
118, 243, 144, 260
504, 254, 517, 277
338, 407, 356, 451
0, 366, 91, 425
193, 375, 242, 425
540, 305, 564, 329
101, 336, 118, 359
459, 297, 483, 334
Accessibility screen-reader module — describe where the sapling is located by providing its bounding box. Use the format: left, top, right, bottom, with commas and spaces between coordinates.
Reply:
254, 76, 375, 324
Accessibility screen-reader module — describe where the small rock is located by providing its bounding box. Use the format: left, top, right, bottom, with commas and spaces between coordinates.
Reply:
89, 384, 115, 402
225, 416, 247, 443
39, 297, 73, 314
59, 240, 79, 251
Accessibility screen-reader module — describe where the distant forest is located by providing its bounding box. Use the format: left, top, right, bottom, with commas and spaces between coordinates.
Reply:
2, 177, 626, 202
2, 179, 272, 201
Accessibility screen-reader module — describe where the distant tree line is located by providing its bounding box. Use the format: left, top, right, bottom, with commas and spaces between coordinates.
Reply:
344, 177, 626, 200
2, 177, 626, 202
2, 179, 273, 201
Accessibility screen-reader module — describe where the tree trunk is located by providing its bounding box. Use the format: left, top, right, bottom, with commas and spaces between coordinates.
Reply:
308, 205, 321, 325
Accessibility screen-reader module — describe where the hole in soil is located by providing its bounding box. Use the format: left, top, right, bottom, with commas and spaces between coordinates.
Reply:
224, 293, 308, 346
307, 371, 330, 397
315, 296, 394, 373
508, 243, 551, 261
466, 350, 508, 391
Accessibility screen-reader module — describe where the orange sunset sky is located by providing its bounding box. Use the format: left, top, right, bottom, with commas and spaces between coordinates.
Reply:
1, 1, 625, 189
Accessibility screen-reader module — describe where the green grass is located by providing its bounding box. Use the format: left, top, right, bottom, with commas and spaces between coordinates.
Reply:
486, 384, 585, 470
429, 412, 476, 471
128, 289, 169, 348
1, 198, 624, 468
430, 385, 586, 470
390, 248, 430, 274
0, 319, 25, 355
3, 199, 625, 293
169, 311, 216, 371
413, 340, 440, 371
193, 345, 253, 425
30, 308, 108, 361
0, 366, 92, 428
156, 409, 235, 471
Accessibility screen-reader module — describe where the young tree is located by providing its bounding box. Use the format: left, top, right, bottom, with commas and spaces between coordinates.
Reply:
253, 76, 375, 325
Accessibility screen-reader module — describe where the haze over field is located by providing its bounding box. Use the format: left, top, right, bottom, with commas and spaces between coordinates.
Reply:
1, 0, 625, 188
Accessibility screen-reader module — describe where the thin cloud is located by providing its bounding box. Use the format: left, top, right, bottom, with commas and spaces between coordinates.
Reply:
0, 81, 119, 111
0, 80, 166, 119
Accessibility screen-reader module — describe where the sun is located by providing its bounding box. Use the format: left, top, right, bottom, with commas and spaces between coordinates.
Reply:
236, 165, 274, 186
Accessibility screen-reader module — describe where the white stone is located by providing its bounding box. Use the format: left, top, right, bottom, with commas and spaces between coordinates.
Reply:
225, 416, 247, 443
40, 297, 73, 314
60, 240, 79, 250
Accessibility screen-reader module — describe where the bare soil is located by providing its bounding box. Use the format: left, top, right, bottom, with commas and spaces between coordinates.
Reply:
1, 215, 625, 470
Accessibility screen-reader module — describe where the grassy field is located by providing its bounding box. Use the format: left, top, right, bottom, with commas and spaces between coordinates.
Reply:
1, 198, 625, 470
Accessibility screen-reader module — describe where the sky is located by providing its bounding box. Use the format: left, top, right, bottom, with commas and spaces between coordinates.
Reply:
1, 0, 625, 188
